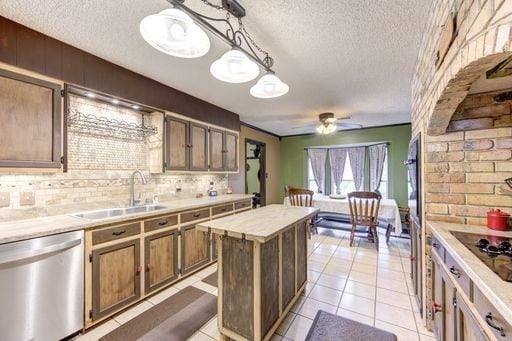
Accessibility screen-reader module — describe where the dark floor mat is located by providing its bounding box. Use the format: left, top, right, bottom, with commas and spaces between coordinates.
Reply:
202, 272, 218, 288
100, 286, 216, 341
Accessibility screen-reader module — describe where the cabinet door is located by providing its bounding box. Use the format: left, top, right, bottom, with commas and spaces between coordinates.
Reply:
431, 255, 444, 339
456, 292, 489, 341
144, 229, 179, 294
0, 69, 62, 168
189, 122, 208, 171
166, 117, 189, 170
181, 224, 210, 274
224, 131, 238, 172
91, 239, 141, 320
209, 128, 224, 171
441, 263, 457, 341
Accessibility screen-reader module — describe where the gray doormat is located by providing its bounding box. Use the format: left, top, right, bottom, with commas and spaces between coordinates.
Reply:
306, 310, 397, 341
100, 286, 216, 341
202, 271, 218, 288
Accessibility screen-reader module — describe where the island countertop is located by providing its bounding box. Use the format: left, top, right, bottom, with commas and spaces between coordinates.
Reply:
197, 204, 319, 243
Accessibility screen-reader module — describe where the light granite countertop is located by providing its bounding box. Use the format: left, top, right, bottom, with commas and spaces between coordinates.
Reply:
428, 221, 512, 324
197, 204, 319, 243
0, 194, 253, 244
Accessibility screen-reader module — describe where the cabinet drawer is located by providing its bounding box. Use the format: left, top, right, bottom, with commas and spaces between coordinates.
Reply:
144, 214, 178, 233
181, 208, 211, 223
445, 251, 471, 297
212, 204, 233, 216
431, 234, 445, 261
234, 199, 252, 210
473, 286, 511, 339
92, 222, 140, 245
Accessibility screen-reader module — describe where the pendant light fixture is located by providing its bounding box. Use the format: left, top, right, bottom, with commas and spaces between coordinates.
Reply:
140, 0, 289, 98
210, 48, 260, 83
139, 8, 210, 58
250, 71, 289, 98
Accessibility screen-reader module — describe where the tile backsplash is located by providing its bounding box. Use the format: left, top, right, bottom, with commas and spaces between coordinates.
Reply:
0, 96, 228, 210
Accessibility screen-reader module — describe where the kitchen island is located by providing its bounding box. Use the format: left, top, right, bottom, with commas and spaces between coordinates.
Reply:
197, 204, 319, 341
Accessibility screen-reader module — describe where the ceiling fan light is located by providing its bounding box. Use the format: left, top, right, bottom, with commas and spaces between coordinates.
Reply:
210, 48, 260, 83
316, 123, 337, 134
140, 8, 210, 58
250, 72, 289, 98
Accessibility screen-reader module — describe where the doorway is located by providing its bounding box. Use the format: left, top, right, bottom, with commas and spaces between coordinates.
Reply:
245, 139, 266, 207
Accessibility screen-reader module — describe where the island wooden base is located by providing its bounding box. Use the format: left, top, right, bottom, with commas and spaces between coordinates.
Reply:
216, 219, 309, 341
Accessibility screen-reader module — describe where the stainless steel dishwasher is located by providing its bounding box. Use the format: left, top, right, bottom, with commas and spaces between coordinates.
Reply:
0, 230, 84, 341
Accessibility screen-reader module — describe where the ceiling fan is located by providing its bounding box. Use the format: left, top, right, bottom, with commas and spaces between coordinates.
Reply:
292, 113, 363, 134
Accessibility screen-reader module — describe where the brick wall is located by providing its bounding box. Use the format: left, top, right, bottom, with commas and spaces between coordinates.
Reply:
425, 91, 512, 225
412, 0, 512, 326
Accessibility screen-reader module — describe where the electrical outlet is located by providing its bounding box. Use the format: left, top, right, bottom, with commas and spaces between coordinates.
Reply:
20, 191, 35, 206
0, 192, 10, 207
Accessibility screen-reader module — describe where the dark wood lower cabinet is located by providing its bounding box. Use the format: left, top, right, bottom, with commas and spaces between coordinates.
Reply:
91, 239, 141, 320
181, 224, 210, 274
144, 228, 179, 294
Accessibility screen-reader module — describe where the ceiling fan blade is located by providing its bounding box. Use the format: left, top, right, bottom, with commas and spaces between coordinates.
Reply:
334, 116, 352, 121
337, 123, 363, 130
291, 123, 318, 129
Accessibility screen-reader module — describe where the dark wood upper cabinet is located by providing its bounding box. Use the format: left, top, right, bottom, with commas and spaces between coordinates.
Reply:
225, 131, 238, 172
0, 68, 62, 168
189, 122, 208, 171
209, 128, 224, 172
165, 116, 189, 171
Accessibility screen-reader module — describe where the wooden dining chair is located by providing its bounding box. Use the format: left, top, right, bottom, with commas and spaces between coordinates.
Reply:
347, 191, 382, 250
287, 187, 321, 236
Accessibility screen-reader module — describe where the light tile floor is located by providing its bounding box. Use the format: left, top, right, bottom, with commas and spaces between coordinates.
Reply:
78, 228, 436, 341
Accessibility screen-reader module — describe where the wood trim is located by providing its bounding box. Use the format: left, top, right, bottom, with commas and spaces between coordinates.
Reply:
0, 16, 240, 131
282, 122, 412, 138
63, 83, 69, 172
240, 121, 281, 140
0, 67, 62, 168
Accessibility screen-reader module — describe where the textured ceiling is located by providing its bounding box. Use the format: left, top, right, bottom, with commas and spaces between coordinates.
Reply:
0, 0, 431, 136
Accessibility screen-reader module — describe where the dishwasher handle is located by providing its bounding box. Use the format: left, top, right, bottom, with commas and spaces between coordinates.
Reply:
0, 238, 82, 265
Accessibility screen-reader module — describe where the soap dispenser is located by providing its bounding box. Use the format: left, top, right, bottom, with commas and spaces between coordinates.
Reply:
208, 181, 218, 197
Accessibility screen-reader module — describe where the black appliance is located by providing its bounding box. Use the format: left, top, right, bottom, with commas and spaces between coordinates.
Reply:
406, 133, 423, 315
452, 231, 512, 282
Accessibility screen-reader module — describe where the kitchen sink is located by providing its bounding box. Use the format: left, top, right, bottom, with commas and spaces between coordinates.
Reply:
72, 205, 168, 220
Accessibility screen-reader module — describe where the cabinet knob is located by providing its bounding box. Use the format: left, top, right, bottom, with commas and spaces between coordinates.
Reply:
136, 266, 142, 275
146, 263, 153, 272
432, 242, 440, 249
409, 255, 415, 261
432, 301, 442, 314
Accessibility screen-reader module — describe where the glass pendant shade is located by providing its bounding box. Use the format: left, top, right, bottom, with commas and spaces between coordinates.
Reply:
210, 48, 260, 83
140, 8, 210, 58
316, 124, 337, 134
250, 72, 289, 98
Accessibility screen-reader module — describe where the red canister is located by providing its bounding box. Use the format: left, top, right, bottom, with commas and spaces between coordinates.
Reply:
487, 209, 511, 231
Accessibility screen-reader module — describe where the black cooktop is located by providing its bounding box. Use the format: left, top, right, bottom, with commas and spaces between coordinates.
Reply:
451, 231, 512, 282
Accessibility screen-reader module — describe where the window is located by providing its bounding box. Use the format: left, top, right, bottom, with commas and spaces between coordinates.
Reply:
331, 155, 356, 195
378, 156, 388, 199
307, 159, 319, 192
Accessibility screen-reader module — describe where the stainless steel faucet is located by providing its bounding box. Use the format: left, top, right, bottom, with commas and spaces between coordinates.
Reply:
129, 170, 148, 207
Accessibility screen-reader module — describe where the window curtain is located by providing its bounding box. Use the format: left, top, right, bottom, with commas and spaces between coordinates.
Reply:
347, 147, 365, 191
369, 144, 387, 191
328, 148, 347, 194
307, 149, 327, 193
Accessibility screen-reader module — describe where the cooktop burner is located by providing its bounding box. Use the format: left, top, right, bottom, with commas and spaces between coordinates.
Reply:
450, 231, 512, 282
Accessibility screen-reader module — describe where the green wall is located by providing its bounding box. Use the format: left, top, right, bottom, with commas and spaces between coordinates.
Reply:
279, 124, 411, 207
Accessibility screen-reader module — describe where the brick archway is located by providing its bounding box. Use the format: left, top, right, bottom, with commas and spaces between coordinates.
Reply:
427, 53, 511, 136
